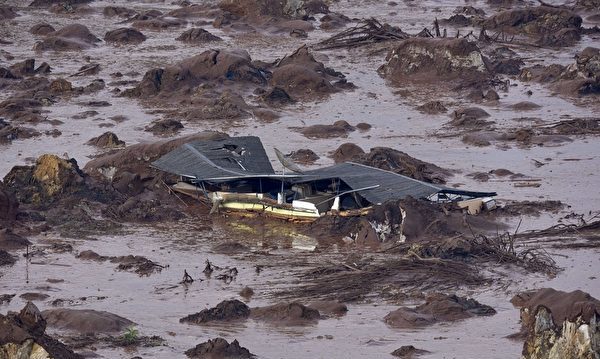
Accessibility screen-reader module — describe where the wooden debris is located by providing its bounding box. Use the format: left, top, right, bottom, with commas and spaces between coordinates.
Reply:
314, 18, 409, 50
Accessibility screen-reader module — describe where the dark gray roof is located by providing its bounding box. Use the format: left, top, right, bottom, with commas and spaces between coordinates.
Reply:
152, 136, 496, 202
151, 136, 275, 179
296, 162, 444, 204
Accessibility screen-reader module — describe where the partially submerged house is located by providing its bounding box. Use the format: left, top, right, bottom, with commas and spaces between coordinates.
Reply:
152, 136, 496, 220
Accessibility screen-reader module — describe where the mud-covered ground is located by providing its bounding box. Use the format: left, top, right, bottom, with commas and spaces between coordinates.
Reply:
1, 0, 599, 358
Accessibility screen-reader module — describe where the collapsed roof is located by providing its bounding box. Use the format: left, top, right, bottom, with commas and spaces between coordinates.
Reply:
151, 136, 496, 204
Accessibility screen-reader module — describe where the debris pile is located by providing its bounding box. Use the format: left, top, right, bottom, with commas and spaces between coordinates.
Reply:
315, 18, 409, 50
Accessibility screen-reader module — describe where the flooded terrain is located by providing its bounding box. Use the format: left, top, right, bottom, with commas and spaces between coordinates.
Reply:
1, 0, 599, 358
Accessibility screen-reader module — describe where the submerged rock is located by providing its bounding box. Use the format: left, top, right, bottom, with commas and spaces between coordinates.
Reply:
511, 288, 600, 359
185, 338, 254, 358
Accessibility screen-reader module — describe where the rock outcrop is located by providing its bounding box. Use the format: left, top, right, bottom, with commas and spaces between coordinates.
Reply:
0, 302, 82, 359
511, 288, 600, 359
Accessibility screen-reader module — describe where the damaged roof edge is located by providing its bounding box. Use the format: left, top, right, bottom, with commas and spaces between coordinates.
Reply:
151, 137, 497, 202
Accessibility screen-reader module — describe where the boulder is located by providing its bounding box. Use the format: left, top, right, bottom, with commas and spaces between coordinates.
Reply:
331, 143, 365, 163
3, 154, 85, 206
42, 308, 134, 334
385, 293, 495, 328
0, 302, 82, 359
300, 120, 355, 139
104, 28, 147, 44
185, 338, 254, 359
271, 46, 343, 100
33, 24, 100, 51
87, 132, 125, 148
29, 23, 56, 36
288, 149, 319, 165
125, 50, 266, 97
250, 302, 320, 325
176, 28, 222, 43
391, 345, 430, 358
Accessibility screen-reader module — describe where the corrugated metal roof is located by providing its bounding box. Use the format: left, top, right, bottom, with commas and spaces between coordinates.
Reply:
151, 136, 275, 179
296, 162, 444, 204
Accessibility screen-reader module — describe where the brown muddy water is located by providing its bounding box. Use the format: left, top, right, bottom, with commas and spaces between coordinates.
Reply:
1, 0, 600, 358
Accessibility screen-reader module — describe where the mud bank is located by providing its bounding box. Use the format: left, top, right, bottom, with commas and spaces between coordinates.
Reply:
0, 0, 599, 358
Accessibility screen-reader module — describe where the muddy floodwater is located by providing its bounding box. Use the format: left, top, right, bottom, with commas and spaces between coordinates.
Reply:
1, 0, 599, 358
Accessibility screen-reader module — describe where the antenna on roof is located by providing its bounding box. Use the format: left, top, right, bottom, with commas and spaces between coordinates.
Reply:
274, 148, 305, 174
